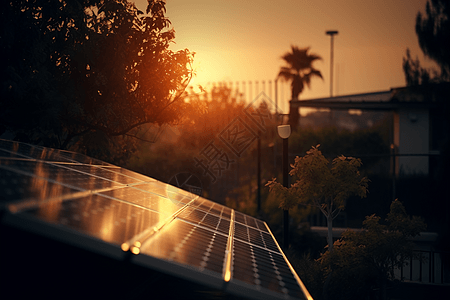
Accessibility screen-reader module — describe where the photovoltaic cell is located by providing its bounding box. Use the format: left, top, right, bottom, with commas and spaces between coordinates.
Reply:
0, 166, 80, 203
140, 218, 229, 275
0, 139, 312, 300
22, 194, 164, 246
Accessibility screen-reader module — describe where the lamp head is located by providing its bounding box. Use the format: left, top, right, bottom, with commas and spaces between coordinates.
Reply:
326, 30, 338, 36
277, 125, 291, 139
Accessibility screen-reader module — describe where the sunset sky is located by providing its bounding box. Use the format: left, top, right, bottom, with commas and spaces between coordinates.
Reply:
135, 0, 436, 111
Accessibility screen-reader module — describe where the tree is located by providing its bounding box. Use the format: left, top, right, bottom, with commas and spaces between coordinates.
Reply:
0, 0, 194, 151
178, 84, 246, 144
278, 46, 323, 128
127, 84, 247, 198
416, 0, 450, 81
402, 49, 434, 86
403, 0, 450, 85
266, 145, 368, 251
318, 200, 426, 300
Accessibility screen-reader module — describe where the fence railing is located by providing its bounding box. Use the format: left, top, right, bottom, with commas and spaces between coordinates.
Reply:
395, 250, 450, 285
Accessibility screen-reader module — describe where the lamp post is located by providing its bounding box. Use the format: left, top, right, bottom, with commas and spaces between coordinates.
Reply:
257, 136, 261, 212
277, 125, 291, 249
326, 30, 338, 97
390, 143, 396, 202
274, 75, 279, 115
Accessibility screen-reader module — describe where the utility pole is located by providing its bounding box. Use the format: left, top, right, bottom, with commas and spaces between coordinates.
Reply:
326, 30, 338, 97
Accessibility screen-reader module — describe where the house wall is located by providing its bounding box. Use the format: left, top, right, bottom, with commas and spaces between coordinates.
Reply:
394, 108, 430, 175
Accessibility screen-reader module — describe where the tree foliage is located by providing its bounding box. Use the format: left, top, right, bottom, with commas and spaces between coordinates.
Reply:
403, 0, 450, 85
318, 200, 426, 300
402, 48, 436, 86
278, 46, 323, 100
127, 84, 247, 188
1, 0, 194, 151
266, 145, 368, 250
416, 0, 450, 81
278, 46, 323, 129
179, 84, 245, 144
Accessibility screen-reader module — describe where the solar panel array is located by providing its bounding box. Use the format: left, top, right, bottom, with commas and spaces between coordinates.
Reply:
0, 139, 312, 300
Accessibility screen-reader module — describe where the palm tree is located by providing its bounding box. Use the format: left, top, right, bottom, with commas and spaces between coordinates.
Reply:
279, 46, 323, 128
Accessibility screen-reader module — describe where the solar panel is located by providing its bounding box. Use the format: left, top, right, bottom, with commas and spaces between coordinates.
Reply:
0, 139, 312, 300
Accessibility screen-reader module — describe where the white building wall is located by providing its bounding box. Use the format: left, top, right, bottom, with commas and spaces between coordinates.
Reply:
394, 108, 430, 175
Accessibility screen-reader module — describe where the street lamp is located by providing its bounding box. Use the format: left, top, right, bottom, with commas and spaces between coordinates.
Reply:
277, 125, 291, 249
326, 30, 338, 97
257, 136, 261, 212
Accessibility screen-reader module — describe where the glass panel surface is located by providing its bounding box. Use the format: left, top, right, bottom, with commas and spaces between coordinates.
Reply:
139, 218, 228, 275
0, 139, 310, 300
22, 194, 162, 246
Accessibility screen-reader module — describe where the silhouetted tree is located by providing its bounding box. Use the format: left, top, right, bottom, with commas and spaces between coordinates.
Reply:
179, 84, 246, 144
403, 0, 450, 85
402, 49, 434, 86
0, 0, 194, 151
278, 46, 323, 128
416, 0, 450, 81
128, 84, 246, 192
319, 200, 426, 300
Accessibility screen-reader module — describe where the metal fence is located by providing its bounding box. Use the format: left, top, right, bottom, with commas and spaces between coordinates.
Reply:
395, 250, 450, 285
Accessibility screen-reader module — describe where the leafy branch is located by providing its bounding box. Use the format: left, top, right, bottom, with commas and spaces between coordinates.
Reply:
266, 145, 369, 251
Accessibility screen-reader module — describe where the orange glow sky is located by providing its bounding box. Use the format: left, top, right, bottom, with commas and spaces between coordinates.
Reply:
135, 0, 435, 110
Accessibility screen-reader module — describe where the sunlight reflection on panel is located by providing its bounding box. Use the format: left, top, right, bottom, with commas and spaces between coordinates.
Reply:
0, 165, 79, 207
104, 167, 156, 183
32, 161, 64, 222
132, 182, 170, 199
67, 164, 141, 185
139, 218, 228, 275
190, 197, 232, 220
165, 183, 199, 205
2, 160, 123, 192
23, 194, 162, 245
98, 187, 179, 216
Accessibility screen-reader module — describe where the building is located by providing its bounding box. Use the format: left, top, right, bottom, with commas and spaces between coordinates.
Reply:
289, 83, 449, 176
